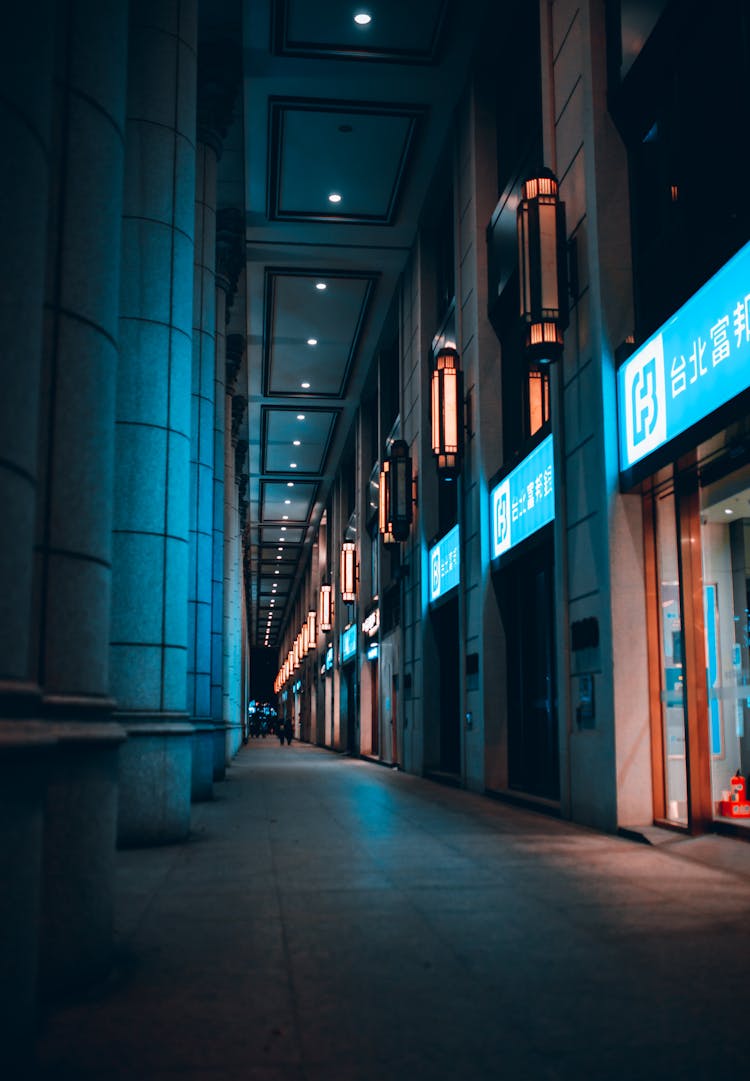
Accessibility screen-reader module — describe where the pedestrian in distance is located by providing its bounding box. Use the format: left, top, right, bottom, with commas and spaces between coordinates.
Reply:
283, 717, 293, 745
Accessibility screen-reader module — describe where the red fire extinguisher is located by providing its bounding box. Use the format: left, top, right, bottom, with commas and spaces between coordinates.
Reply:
730, 768, 747, 803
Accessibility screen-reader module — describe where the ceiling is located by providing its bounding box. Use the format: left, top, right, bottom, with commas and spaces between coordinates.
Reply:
229, 0, 487, 650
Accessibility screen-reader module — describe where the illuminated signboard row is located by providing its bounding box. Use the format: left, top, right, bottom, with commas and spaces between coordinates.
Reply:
429, 523, 460, 603
490, 434, 554, 558
618, 239, 750, 472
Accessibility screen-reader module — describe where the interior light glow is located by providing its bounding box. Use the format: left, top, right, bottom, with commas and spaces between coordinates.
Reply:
287, 482, 294, 487
281, 527, 286, 531
290, 463, 297, 468
725, 508, 734, 515
297, 414, 305, 420
354, 12, 371, 25
307, 338, 318, 346
275, 570, 279, 574
316, 282, 327, 290
282, 514, 289, 520
328, 192, 342, 204
301, 382, 310, 388
293, 440, 301, 446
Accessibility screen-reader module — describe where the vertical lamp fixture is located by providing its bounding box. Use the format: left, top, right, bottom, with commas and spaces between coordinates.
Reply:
379, 439, 413, 542
307, 609, 317, 647
431, 346, 464, 477
340, 540, 357, 603
301, 623, 309, 656
293, 638, 299, 670
517, 168, 568, 364
319, 583, 333, 632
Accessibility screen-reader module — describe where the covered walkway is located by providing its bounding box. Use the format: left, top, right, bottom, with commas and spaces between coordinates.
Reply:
36, 743, 749, 1080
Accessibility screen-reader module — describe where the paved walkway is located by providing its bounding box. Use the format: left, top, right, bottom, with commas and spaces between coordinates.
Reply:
35, 742, 750, 1080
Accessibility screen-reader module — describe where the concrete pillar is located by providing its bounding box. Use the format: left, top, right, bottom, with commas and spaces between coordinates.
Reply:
187, 139, 218, 800
0, 8, 55, 1061
213, 218, 244, 775
188, 49, 241, 799
112, 0, 198, 846
34, 0, 129, 996
223, 358, 246, 760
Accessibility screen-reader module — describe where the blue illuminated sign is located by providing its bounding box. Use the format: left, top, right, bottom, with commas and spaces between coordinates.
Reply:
325, 644, 333, 671
366, 642, 379, 661
429, 524, 460, 603
618, 240, 750, 472
490, 434, 554, 559
340, 623, 356, 663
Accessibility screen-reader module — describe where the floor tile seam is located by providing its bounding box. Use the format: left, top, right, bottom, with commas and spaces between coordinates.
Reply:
263, 773, 313, 1081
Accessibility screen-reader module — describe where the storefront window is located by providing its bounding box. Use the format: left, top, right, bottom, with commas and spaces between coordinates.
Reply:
699, 467, 750, 827
654, 489, 688, 824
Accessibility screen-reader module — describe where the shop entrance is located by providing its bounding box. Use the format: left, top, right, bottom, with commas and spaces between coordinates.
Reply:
503, 540, 558, 800
645, 460, 750, 833
341, 665, 356, 755
432, 595, 461, 774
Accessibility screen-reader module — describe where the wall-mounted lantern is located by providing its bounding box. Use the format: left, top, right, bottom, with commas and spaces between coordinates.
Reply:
340, 540, 357, 604
517, 168, 568, 365
319, 583, 333, 632
431, 346, 464, 478
301, 623, 309, 656
293, 638, 300, 670
379, 439, 413, 542
307, 609, 317, 647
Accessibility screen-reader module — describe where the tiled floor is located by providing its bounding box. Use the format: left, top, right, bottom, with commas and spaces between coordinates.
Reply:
35, 742, 750, 1080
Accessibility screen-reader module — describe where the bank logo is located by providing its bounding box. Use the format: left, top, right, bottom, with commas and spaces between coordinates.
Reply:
623, 334, 667, 467
430, 545, 441, 600
492, 479, 511, 557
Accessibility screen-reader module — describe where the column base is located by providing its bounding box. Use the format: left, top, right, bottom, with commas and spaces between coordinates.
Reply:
116, 720, 195, 847
213, 723, 227, 780
40, 722, 126, 998
191, 722, 215, 801
0, 723, 57, 1070
225, 721, 243, 761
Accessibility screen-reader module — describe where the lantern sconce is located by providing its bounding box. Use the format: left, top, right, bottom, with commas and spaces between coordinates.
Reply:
431, 346, 464, 479
319, 583, 333, 632
516, 168, 569, 365
307, 609, 317, 647
379, 439, 414, 543
340, 540, 358, 604
301, 623, 309, 656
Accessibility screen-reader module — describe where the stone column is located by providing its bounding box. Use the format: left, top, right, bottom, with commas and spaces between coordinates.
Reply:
0, 8, 56, 1058
112, 0, 198, 846
34, 0, 129, 996
213, 220, 244, 776
223, 370, 246, 759
188, 48, 240, 800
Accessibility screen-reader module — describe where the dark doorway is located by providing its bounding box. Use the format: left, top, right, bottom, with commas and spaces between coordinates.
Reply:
504, 540, 559, 799
342, 666, 356, 755
432, 595, 461, 774
370, 660, 379, 757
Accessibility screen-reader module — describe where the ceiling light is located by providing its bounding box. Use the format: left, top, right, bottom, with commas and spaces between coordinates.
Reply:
275, 570, 279, 575
354, 12, 371, 25
297, 414, 305, 420
328, 192, 342, 204
287, 482, 294, 488
290, 462, 297, 468
301, 382, 310, 389
307, 338, 318, 346
277, 556, 282, 560
293, 440, 301, 446
316, 282, 327, 291
281, 526, 286, 531
278, 547, 283, 551
282, 515, 289, 520
284, 499, 291, 505
725, 508, 734, 515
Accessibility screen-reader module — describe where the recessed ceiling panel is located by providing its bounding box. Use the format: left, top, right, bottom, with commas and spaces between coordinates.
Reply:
269, 100, 423, 224
263, 408, 337, 474
261, 481, 317, 522
265, 272, 375, 397
261, 526, 305, 545
275, 0, 448, 63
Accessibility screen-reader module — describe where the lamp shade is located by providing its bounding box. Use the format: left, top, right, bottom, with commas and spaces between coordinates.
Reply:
517, 168, 568, 364
319, 583, 333, 632
431, 347, 464, 476
340, 541, 357, 603
379, 439, 412, 542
